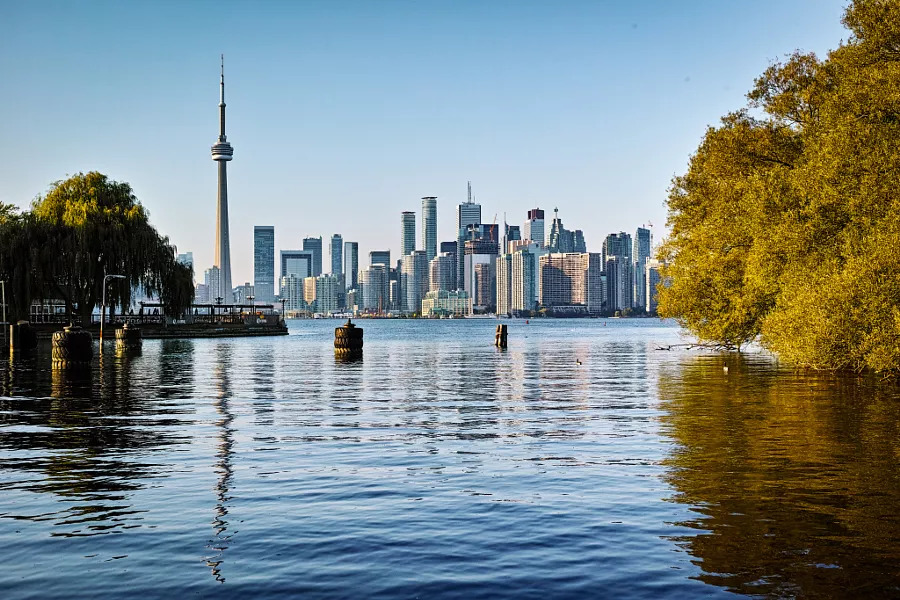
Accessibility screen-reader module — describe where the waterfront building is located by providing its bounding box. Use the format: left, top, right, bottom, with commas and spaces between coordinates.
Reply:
307, 274, 340, 314
204, 266, 223, 303
605, 255, 630, 314
233, 282, 254, 304
497, 253, 512, 316
402, 250, 429, 314
603, 232, 633, 311
523, 208, 545, 248
539, 253, 604, 314
429, 253, 455, 292
359, 265, 388, 313
370, 250, 391, 268
346, 288, 359, 313
463, 236, 499, 313
401, 211, 416, 256
254, 226, 275, 303
303, 236, 323, 276
421, 289, 470, 317
633, 227, 652, 311
343, 241, 358, 291
498, 244, 541, 315
511, 247, 539, 313
330, 234, 343, 277
422, 196, 437, 261
280, 275, 305, 311
211, 56, 235, 302
389, 280, 401, 312
646, 258, 663, 314
456, 182, 482, 289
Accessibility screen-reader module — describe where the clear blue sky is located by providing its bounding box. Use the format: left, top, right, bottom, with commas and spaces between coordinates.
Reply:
1, 0, 849, 283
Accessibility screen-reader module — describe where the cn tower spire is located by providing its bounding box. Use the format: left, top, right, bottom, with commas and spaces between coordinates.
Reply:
211, 55, 234, 302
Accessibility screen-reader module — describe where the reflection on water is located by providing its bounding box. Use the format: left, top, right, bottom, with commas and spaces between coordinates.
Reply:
3, 320, 900, 598
207, 343, 235, 582
658, 353, 900, 598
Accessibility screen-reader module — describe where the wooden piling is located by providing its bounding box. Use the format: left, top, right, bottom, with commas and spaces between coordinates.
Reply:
495, 324, 508, 348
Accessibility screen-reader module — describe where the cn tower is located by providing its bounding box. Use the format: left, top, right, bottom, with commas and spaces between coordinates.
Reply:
211, 54, 234, 302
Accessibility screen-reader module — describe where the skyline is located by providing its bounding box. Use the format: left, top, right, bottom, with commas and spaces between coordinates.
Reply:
1, 1, 849, 284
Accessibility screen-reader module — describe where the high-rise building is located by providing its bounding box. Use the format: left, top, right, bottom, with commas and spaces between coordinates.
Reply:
422, 196, 437, 261
633, 227, 652, 311
402, 250, 429, 314
316, 275, 341, 315
503, 224, 521, 253
359, 265, 388, 313
524, 208, 545, 248
280, 275, 304, 311
547, 208, 576, 253
204, 266, 223, 304
330, 234, 343, 277
540, 253, 604, 314
429, 253, 456, 292
400, 211, 416, 256
497, 243, 542, 316
343, 241, 358, 291
303, 236, 323, 276
463, 237, 498, 313
280, 250, 312, 295
457, 182, 482, 289
603, 232, 633, 311
370, 250, 391, 267
574, 230, 586, 254
194, 282, 209, 305
211, 56, 235, 302
440, 240, 458, 290
254, 226, 275, 303
646, 258, 663, 314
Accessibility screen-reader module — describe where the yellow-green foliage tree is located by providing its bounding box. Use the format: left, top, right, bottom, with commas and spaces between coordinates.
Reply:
0, 172, 193, 323
658, 0, 900, 372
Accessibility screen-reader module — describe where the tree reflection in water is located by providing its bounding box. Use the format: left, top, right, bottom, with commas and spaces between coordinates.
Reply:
658, 353, 900, 598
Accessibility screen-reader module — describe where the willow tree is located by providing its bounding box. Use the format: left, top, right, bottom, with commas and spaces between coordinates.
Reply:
659, 0, 900, 372
1, 172, 194, 323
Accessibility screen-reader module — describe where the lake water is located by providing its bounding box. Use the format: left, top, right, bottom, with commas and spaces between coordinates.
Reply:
1, 318, 899, 598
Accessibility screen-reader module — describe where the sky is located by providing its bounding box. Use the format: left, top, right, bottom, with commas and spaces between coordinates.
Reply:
1, 0, 850, 284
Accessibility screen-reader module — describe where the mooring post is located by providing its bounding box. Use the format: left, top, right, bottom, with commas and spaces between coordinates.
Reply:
495, 324, 508, 349
334, 319, 363, 360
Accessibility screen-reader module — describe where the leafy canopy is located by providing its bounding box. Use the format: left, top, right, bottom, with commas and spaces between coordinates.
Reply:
658, 0, 900, 372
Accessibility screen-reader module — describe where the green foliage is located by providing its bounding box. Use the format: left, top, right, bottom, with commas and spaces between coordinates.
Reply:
659, 0, 900, 372
0, 172, 193, 322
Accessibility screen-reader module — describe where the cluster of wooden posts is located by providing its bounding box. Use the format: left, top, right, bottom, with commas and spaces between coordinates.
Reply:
7, 321, 143, 368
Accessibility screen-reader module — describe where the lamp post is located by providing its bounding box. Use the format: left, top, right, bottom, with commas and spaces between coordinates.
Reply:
1, 280, 6, 349
100, 274, 126, 343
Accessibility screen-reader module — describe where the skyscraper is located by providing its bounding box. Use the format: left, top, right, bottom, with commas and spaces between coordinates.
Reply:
440, 240, 458, 290
401, 211, 416, 256
280, 250, 312, 295
523, 208, 545, 248
457, 182, 482, 288
603, 232, 634, 312
370, 250, 391, 267
330, 234, 343, 278
343, 241, 359, 290
254, 226, 275, 303
633, 227, 652, 311
303, 236, 323, 276
422, 196, 437, 261
211, 56, 234, 302
402, 250, 429, 314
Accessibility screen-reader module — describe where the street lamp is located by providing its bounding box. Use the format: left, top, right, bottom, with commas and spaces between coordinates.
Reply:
100, 274, 126, 343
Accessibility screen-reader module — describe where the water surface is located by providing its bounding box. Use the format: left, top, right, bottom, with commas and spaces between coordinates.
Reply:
1, 319, 898, 598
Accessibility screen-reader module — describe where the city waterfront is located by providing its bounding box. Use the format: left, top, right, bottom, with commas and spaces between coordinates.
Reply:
2, 319, 899, 598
